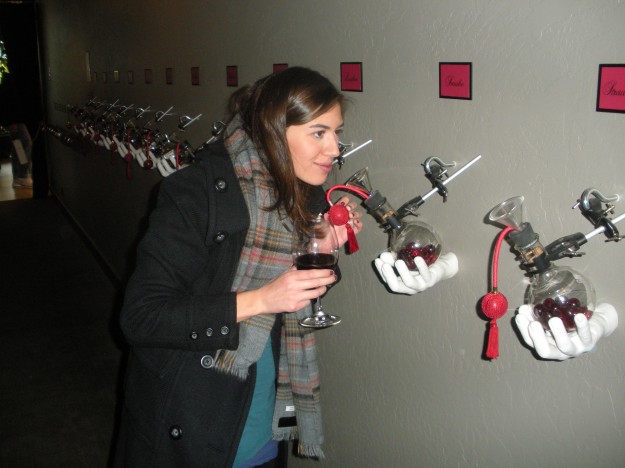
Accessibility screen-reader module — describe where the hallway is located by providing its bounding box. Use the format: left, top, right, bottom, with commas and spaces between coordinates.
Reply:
0, 193, 124, 467
0, 157, 33, 202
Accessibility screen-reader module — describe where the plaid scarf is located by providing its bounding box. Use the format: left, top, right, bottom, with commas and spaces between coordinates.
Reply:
214, 117, 324, 458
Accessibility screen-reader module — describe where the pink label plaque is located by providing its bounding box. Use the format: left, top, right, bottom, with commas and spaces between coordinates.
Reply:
273, 63, 288, 75
191, 67, 200, 86
226, 65, 238, 87
439, 62, 472, 100
340, 62, 363, 92
597, 64, 625, 113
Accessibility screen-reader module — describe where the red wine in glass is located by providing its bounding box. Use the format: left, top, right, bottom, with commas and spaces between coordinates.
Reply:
295, 253, 338, 271
292, 215, 341, 328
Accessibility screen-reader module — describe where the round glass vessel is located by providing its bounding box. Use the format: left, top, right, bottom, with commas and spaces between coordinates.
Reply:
528, 265, 595, 332
390, 219, 442, 271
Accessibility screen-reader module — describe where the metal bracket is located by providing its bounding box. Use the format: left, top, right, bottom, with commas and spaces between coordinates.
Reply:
422, 157, 456, 202
573, 188, 622, 242
333, 139, 372, 168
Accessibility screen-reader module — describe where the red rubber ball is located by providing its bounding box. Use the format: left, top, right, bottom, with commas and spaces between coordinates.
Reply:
481, 292, 508, 320
328, 204, 349, 226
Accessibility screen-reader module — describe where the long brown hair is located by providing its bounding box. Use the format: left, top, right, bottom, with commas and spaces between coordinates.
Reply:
228, 67, 344, 223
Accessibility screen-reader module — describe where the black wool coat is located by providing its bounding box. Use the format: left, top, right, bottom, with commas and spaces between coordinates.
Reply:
113, 140, 328, 468
114, 141, 273, 468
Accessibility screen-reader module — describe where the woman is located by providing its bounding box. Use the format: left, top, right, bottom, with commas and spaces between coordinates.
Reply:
8, 123, 33, 187
114, 67, 362, 467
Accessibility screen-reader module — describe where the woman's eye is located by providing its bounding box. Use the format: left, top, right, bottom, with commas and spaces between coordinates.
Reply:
313, 131, 325, 138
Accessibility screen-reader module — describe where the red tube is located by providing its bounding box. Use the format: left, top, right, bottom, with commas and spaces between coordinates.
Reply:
492, 226, 514, 289
325, 184, 370, 205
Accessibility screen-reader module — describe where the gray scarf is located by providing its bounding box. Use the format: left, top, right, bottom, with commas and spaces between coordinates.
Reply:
214, 117, 324, 458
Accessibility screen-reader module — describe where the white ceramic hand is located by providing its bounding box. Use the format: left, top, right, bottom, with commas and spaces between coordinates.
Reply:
515, 303, 618, 360
374, 251, 458, 295
157, 158, 177, 177
135, 148, 147, 167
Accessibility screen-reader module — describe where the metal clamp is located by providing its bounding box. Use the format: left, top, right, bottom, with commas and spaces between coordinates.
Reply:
573, 188, 622, 241
178, 113, 202, 130
422, 157, 456, 202
333, 139, 372, 168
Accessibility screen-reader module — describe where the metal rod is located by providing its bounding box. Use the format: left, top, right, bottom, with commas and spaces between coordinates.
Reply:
420, 154, 482, 202
180, 113, 202, 129
332, 139, 373, 165
155, 106, 174, 122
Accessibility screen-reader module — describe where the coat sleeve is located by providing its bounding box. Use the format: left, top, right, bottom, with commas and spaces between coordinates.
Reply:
120, 161, 245, 352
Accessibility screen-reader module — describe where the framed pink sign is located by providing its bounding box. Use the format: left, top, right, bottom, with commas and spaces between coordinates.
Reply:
596, 64, 625, 114
144, 68, 153, 85
191, 67, 200, 86
226, 65, 238, 87
439, 62, 472, 100
273, 63, 288, 75
340, 62, 363, 92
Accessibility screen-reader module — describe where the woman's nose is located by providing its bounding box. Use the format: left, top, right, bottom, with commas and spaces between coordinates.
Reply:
325, 134, 340, 157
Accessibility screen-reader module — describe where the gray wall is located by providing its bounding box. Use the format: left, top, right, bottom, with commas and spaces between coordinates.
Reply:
40, 1, 625, 466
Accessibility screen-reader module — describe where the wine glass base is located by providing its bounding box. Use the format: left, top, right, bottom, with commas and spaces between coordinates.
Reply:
299, 314, 342, 328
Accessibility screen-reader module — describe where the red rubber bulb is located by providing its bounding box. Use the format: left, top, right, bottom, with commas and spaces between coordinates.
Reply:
481, 292, 508, 320
328, 204, 349, 226
143, 159, 154, 169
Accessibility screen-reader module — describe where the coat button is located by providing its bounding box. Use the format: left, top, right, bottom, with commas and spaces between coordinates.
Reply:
213, 231, 228, 243
169, 425, 183, 440
206, 328, 213, 337
200, 355, 215, 369
190, 331, 198, 340
220, 326, 229, 335
214, 178, 228, 192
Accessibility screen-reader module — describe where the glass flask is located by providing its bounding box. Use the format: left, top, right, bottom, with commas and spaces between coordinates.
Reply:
390, 218, 442, 270
528, 265, 595, 332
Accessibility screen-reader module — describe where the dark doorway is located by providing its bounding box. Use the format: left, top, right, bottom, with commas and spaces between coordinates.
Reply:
0, 0, 48, 198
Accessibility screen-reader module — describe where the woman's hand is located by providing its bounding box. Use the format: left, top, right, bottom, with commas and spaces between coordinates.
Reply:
236, 267, 337, 321
329, 196, 363, 248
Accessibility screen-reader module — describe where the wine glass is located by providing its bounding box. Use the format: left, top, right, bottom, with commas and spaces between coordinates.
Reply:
292, 214, 341, 328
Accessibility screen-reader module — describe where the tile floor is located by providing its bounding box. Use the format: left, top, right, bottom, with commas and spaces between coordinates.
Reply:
0, 158, 32, 202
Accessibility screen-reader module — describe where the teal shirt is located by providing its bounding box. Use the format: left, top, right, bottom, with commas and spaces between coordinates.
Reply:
233, 339, 276, 467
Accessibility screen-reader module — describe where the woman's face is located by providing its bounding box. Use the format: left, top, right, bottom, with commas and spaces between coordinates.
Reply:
286, 104, 343, 186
